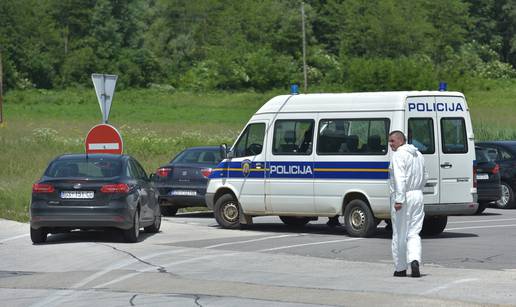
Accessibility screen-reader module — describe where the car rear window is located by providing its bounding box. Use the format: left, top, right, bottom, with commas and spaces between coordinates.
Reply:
45, 158, 123, 178
172, 149, 221, 164
475, 148, 491, 163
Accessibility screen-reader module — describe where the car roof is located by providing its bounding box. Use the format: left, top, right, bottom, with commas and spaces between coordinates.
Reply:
476, 141, 516, 146
182, 146, 220, 151
55, 154, 129, 161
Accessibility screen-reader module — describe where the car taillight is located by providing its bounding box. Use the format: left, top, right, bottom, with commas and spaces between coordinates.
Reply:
492, 164, 500, 174
32, 183, 55, 193
156, 167, 171, 177
101, 183, 130, 193
201, 168, 212, 178
473, 165, 477, 188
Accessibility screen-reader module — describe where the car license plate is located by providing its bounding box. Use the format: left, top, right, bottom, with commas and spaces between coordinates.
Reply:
60, 191, 95, 199
170, 190, 197, 196
476, 173, 489, 180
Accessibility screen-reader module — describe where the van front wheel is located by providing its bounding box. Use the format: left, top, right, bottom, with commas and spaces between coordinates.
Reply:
344, 199, 377, 237
214, 194, 240, 229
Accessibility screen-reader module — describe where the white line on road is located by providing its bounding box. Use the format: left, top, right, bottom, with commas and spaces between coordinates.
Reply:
0, 233, 29, 243
258, 238, 363, 252
446, 224, 516, 231
30, 248, 191, 307
423, 278, 479, 295
204, 234, 300, 249
448, 218, 516, 224
93, 252, 239, 289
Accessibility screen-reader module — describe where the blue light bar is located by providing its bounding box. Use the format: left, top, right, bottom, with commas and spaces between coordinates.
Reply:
290, 84, 299, 95
439, 82, 447, 91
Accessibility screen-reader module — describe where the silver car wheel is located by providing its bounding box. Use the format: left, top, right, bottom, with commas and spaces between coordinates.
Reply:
350, 207, 366, 230
497, 184, 510, 208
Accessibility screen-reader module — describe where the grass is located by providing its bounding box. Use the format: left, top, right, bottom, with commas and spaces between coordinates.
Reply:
1, 82, 515, 222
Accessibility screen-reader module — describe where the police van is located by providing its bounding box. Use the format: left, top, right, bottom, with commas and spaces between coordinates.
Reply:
206, 91, 478, 237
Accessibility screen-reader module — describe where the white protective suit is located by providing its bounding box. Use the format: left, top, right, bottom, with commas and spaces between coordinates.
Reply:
389, 144, 428, 271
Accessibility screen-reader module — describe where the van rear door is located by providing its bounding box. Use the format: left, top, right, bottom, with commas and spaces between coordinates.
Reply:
436, 96, 475, 204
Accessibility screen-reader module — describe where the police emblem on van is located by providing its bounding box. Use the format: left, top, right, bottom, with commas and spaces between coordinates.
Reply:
241, 160, 252, 177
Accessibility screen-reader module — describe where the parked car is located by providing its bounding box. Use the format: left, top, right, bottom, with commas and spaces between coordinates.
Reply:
30, 154, 161, 244
155, 146, 222, 216
476, 141, 516, 209
474, 146, 501, 214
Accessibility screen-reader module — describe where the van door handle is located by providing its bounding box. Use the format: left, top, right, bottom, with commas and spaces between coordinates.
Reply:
440, 162, 452, 169
255, 163, 262, 169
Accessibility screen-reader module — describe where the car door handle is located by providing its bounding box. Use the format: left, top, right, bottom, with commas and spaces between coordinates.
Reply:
440, 162, 452, 169
255, 163, 262, 169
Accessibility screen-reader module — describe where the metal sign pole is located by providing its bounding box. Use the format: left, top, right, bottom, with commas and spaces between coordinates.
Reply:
0, 48, 3, 124
101, 74, 106, 123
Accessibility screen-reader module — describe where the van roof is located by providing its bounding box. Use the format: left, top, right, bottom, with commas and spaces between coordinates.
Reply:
256, 91, 466, 114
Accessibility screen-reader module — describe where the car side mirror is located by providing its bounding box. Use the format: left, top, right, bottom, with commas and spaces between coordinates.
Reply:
220, 143, 233, 159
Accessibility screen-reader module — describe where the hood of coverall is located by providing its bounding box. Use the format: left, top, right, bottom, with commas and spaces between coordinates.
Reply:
397, 144, 419, 156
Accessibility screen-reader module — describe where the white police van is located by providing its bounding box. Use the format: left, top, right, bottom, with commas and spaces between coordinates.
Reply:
206, 91, 478, 237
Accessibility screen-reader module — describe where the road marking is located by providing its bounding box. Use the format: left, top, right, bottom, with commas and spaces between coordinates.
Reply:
423, 278, 479, 295
30, 248, 190, 307
0, 233, 29, 243
446, 224, 516, 231
93, 252, 239, 289
448, 218, 516, 224
258, 238, 363, 252
204, 234, 300, 249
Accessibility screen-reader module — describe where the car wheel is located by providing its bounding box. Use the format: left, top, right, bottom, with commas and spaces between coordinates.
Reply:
30, 227, 47, 244
475, 203, 487, 215
279, 216, 311, 227
213, 194, 240, 229
145, 211, 161, 233
496, 182, 515, 209
160, 206, 178, 216
123, 210, 140, 243
421, 216, 447, 236
344, 199, 377, 237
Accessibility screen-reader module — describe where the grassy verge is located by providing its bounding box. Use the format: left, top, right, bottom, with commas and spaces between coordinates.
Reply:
1, 83, 515, 222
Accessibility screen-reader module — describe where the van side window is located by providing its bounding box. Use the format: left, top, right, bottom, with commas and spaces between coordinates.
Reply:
233, 123, 266, 158
408, 118, 435, 154
272, 120, 314, 155
317, 118, 389, 155
441, 117, 468, 153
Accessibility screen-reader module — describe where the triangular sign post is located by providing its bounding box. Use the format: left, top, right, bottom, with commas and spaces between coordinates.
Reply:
91, 73, 117, 123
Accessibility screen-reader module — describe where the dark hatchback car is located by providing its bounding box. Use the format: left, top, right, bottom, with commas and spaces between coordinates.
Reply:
155, 146, 222, 216
476, 141, 516, 209
475, 146, 501, 214
30, 154, 161, 244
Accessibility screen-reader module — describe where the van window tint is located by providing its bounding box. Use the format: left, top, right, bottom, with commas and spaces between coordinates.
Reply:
272, 120, 314, 155
233, 123, 265, 158
441, 118, 467, 153
317, 119, 389, 155
408, 118, 435, 154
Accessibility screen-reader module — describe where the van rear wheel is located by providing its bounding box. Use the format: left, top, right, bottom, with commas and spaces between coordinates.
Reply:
279, 216, 310, 227
214, 194, 240, 229
421, 216, 447, 236
344, 199, 377, 237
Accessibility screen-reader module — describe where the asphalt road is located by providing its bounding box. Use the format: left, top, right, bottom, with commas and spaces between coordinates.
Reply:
1, 207, 515, 306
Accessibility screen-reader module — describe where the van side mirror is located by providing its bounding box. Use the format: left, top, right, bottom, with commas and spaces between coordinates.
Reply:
220, 144, 232, 159
149, 173, 157, 182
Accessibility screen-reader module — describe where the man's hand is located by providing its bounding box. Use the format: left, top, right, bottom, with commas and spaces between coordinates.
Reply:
394, 203, 402, 211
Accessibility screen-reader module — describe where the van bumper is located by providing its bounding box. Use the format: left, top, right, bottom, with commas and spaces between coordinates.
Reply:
205, 193, 215, 210
424, 202, 478, 215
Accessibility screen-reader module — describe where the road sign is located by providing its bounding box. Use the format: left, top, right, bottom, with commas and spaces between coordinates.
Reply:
85, 124, 123, 154
91, 74, 117, 123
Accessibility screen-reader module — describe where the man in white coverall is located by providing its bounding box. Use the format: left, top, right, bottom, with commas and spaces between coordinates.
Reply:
388, 131, 427, 278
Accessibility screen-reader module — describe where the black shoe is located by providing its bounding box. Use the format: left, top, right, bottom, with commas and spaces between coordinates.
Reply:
327, 217, 342, 228
411, 260, 421, 278
393, 270, 406, 277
